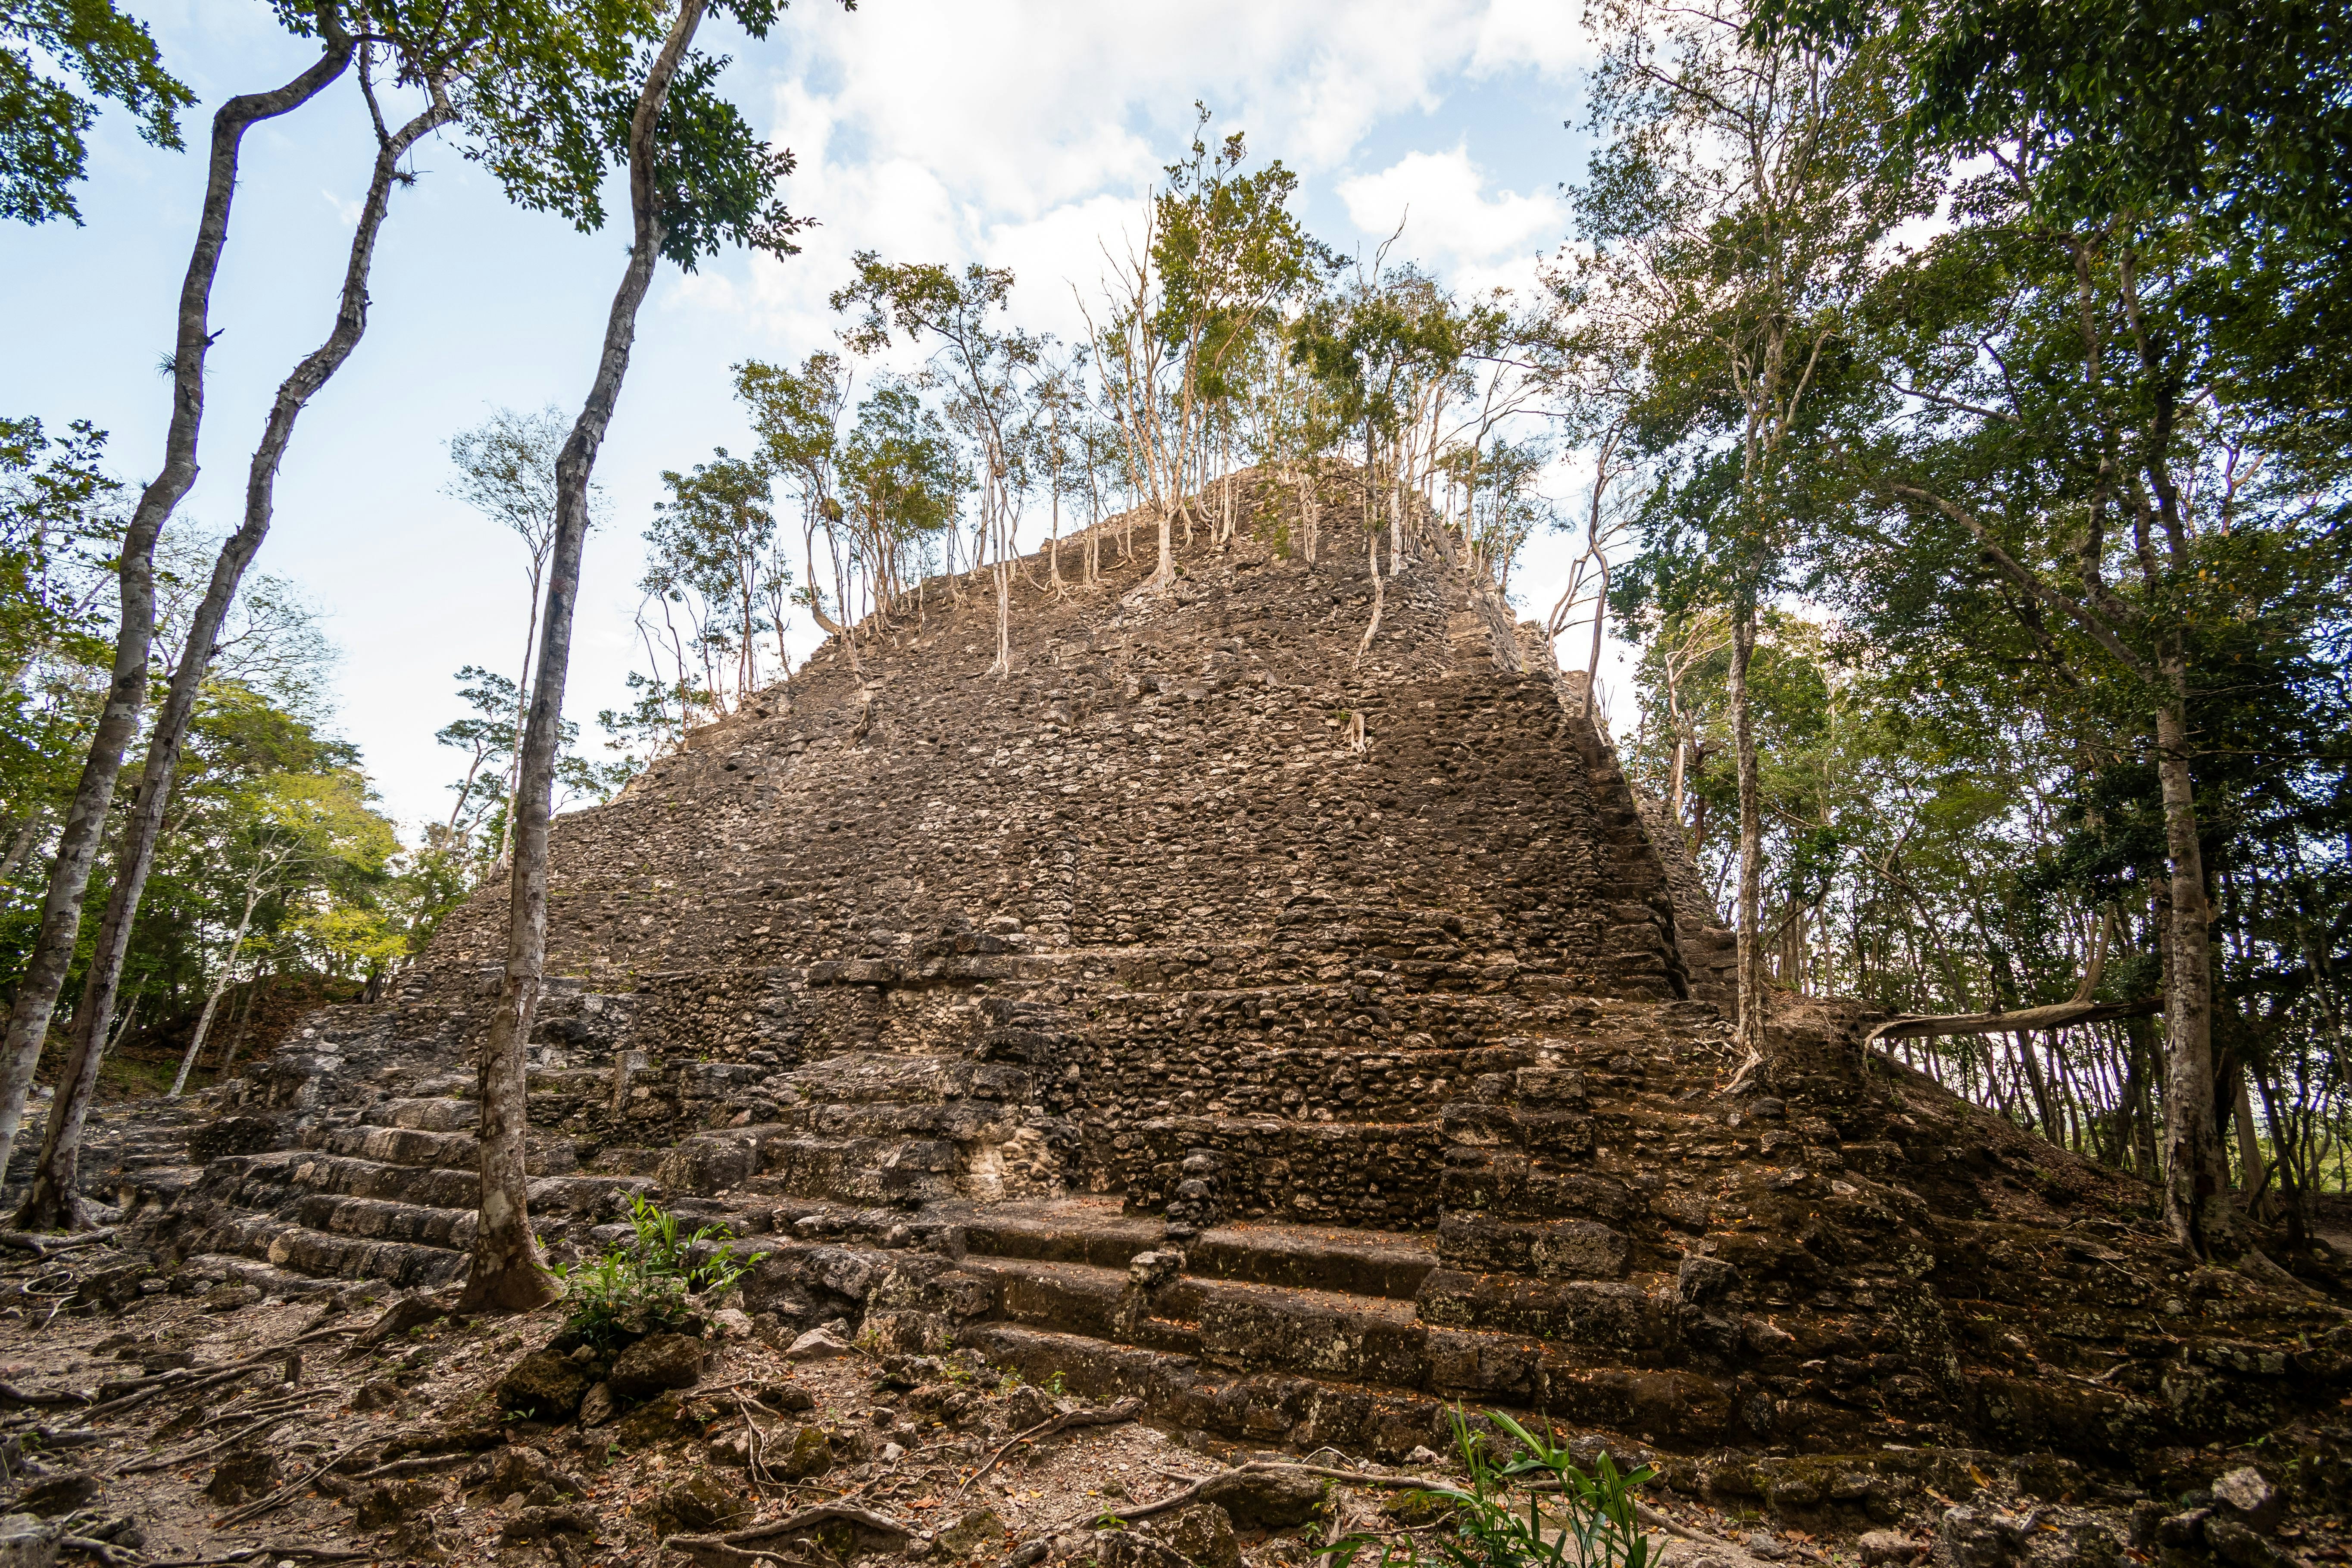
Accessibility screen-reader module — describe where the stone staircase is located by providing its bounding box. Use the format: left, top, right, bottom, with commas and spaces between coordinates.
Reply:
87, 481, 2349, 1475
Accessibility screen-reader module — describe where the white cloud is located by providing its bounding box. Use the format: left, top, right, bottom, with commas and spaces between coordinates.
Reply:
1335, 145, 1561, 293
1469, 0, 1596, 79
726, 0, 1577, 295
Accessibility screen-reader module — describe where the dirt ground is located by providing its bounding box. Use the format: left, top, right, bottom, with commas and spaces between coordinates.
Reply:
0, 1242, 2321, 1568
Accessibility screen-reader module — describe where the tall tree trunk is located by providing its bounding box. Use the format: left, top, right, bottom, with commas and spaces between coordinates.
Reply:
0, 810, 43, 884
498, 563, 546, 864
1152, 500, 1176, 588
2153, 675, 2238, 1258
2231, 1076, 2264, 1191
1356, 521, 1384, 661
459, 0, 708, 1312
990, 479, 1012, 678
214, 975, 262, 1078
169, 892, 258, 1097
0, 28, 354, 1180
1728, 601, 1766, 1060
2114, 1017, 2146, 1173
2250, 1060, 2311, 1246
16, 79, 446, 1232
2016, 1029, 2058, 1139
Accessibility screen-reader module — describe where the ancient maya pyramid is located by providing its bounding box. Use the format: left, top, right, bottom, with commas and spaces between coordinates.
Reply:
109, 470, 2345, 1487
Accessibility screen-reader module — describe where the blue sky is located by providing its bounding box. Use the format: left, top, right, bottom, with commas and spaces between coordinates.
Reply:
2, 0, 1627, 833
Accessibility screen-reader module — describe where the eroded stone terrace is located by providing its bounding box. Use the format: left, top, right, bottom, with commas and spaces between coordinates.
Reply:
94, 473, 2352, 1504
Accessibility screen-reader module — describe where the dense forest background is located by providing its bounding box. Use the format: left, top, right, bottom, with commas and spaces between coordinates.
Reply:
3, 0, 2345, 1249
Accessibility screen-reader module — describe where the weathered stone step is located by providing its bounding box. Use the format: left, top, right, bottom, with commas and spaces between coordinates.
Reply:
957, 1249, 1687, 1397
211, 1151, 648, 1220
1414, 1267, 1674, 1350
101, 1162, 202, 1217
782, 1053, 1029, 1106
215, 1150, 475, 1210
736, 1137, 960, 1206
656, 1122, 972, 1206
1105, 1115, 1447, 1231
195, 1213, 466, 1289
955, 1202, 1438, 1300
955, 1315, 1740, 1453
317, 1124, 475, 1169
294, 1192, 475, 1249
362, 1096, 478, 1132
528, 1067, 615, 1096
179, 1252, 350, 1300
772, 1099, 1021, 1143
312, 1124, 578, 1175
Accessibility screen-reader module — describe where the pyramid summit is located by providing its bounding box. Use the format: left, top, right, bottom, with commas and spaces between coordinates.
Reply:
112, 472, 2345, 1486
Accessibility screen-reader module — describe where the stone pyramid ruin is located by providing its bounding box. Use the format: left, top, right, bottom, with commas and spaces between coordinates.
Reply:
98, 471, 2350, 1497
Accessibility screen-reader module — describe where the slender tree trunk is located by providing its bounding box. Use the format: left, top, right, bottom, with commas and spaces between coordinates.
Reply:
0, 810, 43, 885
1356, 523, 1384, 662
1153, 500, 1175, 588
1729, 601, 1766, 1059
2232, 1076, 2264, 1190
2111, 1021, 2144, 1172
1581, 557, 1609, 722
460, 0, 707, 1312
498, 562, 546, 864
169, 893, 258, 1097
990, 477, 1012, 678
828, 524, 860, 675
801, 519, 847, 639
2251, 1060, 2311, 1245
2152, 675, 2238, 1258
16, 78, 445, 1232
0, 30, 353, 1183
1049, 412, 1063, 587
2016, 1029, 2058, 1140
214, 975, 262, 1078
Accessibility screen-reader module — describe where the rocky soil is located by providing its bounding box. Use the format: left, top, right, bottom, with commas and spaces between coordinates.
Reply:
0, 1241, 2343, 1568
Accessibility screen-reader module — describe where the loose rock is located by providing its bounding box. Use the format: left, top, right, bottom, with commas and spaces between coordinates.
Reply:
1199, 1468, 1324, 1530
635, 1471, 741, 1538
2212, 1468, 2283, 1533
496, 1347, 590, 1420
1153, 1502, 1240, 1568
940, 1506, 1004, 1557
1859, 1530, 1929, 1565
203, 1449, 278, 1507
1933, 1506, 2027, 1568
609, 1331, 709, 1398
788, 1327, 855, 1361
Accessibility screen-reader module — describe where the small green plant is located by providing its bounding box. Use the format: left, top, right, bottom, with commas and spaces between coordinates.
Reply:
553, 1196, 743, 1349
1046, 1371, 1068, 1397
1321, 1409, 1659, 1568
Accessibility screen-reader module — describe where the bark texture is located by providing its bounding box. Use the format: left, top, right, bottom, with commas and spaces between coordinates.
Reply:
1728, 603, 1766, 1060
459, 0, 709, 1311
0, 26, 355, 1181
2155, 680, 2239, 1258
